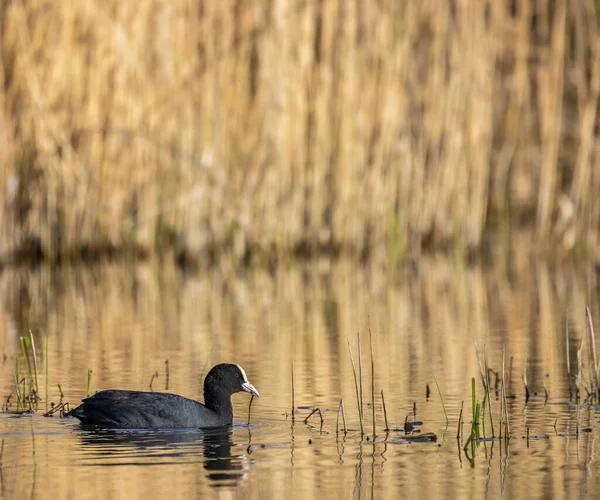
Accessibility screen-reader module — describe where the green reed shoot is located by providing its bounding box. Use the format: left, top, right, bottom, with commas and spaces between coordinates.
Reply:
87, 369, 93, 397
471, 377, 476, 424
20, 336, 33, 391
433, 376, 448, 426
481, 384, 491, 439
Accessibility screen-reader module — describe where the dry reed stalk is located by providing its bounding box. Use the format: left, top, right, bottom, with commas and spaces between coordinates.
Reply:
1, 1, 599, 263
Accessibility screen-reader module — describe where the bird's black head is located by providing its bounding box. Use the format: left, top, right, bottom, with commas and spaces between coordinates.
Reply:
204, 363, 259, 400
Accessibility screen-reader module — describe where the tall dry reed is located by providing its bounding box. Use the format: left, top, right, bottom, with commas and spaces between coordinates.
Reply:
0, 0, 599, 264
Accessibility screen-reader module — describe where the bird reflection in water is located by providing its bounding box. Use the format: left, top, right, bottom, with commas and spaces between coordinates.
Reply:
75, 425, 248, 487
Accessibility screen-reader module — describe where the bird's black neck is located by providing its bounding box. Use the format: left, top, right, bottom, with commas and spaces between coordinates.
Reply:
204, 388, 233, 420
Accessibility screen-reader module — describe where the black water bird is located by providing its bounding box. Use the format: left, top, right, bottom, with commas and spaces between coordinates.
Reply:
67, 363, 259, 429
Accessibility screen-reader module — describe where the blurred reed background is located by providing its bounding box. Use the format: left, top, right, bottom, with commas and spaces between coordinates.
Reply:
0, 0, 599, 265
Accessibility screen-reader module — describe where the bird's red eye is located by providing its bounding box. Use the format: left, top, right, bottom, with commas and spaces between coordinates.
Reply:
235, 372, 239, 377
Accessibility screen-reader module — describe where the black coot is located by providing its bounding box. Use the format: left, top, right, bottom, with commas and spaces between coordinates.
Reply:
67, 363, 259, 429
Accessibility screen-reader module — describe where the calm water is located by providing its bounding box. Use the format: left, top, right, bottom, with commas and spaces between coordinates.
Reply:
1, 255, 600, 499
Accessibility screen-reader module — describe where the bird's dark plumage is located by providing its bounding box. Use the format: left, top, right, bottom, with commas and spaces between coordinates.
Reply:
67, 363, 259, 429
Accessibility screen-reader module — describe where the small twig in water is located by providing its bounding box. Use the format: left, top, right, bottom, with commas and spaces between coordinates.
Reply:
304, 407, 323, 427
149, 372, 159, 391
247, 395, 255, 425
381, 390, 389, 432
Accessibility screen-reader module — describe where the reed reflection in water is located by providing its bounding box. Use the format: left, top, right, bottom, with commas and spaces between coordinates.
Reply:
0, 250, 599, 499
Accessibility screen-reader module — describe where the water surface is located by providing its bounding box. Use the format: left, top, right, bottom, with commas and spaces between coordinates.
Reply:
1, 256, 600, 498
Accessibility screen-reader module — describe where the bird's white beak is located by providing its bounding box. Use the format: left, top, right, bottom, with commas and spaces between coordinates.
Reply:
241, 381, 260, 397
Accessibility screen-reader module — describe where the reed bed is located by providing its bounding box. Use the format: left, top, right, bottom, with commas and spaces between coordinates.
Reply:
0, 0, 599, 265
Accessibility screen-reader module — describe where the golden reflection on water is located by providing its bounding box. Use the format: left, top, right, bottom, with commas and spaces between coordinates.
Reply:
0, 254, 599, 499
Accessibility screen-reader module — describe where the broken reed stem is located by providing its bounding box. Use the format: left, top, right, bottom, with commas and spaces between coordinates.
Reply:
149, 372, 159, 390
347, 339, 365, 437
304, 407, 323, 426
335, 399, 347, 434
87, 369, 93, 397
381, 390, 389, 432
247, 395, 255, 425
291, 362, 295, 423
433, 376, 448, 426
369, 322, 376, 437
58, 384, 64, 400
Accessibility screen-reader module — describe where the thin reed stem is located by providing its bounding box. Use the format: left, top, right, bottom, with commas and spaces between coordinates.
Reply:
291, 362, 295, 423
433, 376, 448, 426
347, 339, 364, 437
502, 349, 510, 440
381, 391, 389, 432
43, 332, 48, 412
29, 330, 39, 398
247, 395, 255, 425
357, 332, 364, 427
368, 322, 376, 437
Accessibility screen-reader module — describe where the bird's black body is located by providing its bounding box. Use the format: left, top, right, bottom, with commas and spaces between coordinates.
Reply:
67, 363, 259, 429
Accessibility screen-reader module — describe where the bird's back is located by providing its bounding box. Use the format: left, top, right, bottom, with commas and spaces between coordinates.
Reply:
67, 390, 227, 429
